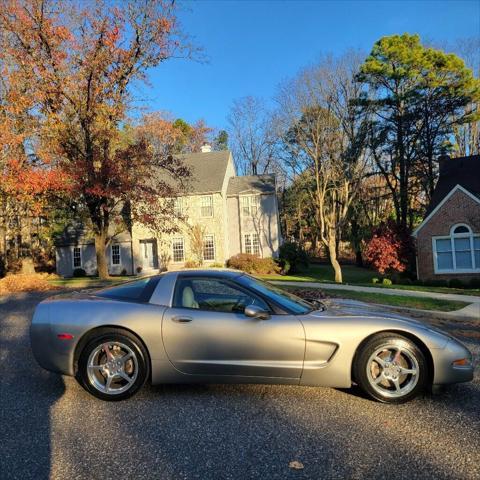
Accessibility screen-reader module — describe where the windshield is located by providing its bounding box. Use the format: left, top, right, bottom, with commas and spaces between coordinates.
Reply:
239, 275, 314, 314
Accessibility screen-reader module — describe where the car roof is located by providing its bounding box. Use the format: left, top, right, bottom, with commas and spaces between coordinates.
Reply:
169, 268, 244, 279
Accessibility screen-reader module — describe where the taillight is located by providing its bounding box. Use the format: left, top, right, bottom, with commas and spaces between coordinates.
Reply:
57, 333, 74, 340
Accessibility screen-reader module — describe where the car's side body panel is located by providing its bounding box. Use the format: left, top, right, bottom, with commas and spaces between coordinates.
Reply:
299, 312, 450, 388
30, 270, 474, 391
31, 295, 172, 378
162, 307, 305, 378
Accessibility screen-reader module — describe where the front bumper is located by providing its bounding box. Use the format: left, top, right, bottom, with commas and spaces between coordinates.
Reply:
432, 339, 475, 385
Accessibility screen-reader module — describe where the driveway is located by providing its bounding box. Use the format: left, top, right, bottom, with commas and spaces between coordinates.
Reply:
1, 293, 479, 480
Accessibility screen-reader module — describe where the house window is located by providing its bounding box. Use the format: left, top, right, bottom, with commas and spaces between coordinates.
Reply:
111, 245, 121, 265
244, 233, 260, 256
201, 195, 213, 217
433, 224, 480, 273
174, 197, 183, 216
73, 247, 82, 268
172, 237, 185, 263
240, 195, 259, 216
203, 235, 215, 261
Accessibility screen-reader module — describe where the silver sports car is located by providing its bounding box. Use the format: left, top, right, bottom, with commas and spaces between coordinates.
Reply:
31, 269, 474, 403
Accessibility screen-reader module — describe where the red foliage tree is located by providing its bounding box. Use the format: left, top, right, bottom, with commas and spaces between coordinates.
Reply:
0, 0, 198, 278
364, 222, 414, 275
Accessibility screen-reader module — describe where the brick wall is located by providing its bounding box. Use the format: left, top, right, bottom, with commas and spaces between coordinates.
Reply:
416, 189, 480, 282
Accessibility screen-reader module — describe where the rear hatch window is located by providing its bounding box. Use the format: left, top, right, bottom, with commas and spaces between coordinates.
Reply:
95, 275, 162, 302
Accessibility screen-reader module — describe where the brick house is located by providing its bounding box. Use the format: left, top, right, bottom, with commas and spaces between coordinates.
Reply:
55, 148, 282, 277
412, 155, 480, 282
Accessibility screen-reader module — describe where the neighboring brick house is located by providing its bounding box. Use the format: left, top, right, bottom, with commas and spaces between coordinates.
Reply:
412, 155, 480, 283
55, 148, 282, 277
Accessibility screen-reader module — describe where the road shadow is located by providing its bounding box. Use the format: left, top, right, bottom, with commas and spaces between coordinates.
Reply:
0, 293, 65, 479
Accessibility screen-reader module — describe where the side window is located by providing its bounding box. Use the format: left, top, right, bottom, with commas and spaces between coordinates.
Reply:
173, 277, 270, 313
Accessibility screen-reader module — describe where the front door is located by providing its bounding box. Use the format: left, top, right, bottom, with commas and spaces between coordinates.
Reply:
140, 240, 158, 270
162, 276, 305, 379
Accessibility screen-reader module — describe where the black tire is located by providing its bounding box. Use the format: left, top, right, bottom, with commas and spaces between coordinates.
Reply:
76, 329, 149, 401
354, 333, 428, 404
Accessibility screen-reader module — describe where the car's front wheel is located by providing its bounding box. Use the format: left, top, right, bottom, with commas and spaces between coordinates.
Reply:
354, 333, 428, 403
76, 330, 149, 401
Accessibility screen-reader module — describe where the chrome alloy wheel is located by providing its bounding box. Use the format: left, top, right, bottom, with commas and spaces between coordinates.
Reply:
366, 344, 419, 399
87, 342, 138, 395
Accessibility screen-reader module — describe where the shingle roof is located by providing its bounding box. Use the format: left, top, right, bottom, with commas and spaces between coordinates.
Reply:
178, 150, 231, 194
227, 174, 276, 196
426, 155, 480, 215
54, 224, 131, 246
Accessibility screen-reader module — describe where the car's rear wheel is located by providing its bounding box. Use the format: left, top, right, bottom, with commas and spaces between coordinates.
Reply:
354, 333, 428, 404
76, 330, 149, 401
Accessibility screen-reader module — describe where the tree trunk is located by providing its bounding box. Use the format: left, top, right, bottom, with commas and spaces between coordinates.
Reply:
328, 237, 342, 283
355, 249, 363, 267
95, 232, 109, 279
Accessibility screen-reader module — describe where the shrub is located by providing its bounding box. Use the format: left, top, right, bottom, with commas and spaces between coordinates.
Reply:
277, 259, 291, 275
426, 279, 448, 287
226, 254, 280, 275
448, 278, 464, 289
120, 268, 127, 276
209, 262, 224, 268
184, 259, 201, 269
382, 278, 393, 286
278, 242, 309, 274
364, 221, 414, 275
372, 277, 380, 284
73, 268, 86, 277
469, 278, 480, 289
136, 266, 143, 274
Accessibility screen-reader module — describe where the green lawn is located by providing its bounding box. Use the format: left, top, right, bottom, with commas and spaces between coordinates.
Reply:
281, 285, 469, 312
259, 264, 376, 284
48, 276, 132, 289
258, 264, 480, 296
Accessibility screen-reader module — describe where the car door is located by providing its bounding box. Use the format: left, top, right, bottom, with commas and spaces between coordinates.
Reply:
162, 276, 305, 379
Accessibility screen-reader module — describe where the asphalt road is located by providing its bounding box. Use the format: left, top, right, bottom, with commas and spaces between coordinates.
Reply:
1, 293, 479, 480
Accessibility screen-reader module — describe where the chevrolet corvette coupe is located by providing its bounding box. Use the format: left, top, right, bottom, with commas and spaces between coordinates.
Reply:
31, 270, 474, 403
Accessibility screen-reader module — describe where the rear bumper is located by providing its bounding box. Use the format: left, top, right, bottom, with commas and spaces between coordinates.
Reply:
432, 339, 474, 385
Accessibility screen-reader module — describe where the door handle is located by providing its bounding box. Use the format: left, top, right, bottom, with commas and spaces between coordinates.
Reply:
172, 316, 193, 323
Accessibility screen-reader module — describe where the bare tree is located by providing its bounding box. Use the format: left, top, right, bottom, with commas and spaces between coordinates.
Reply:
449, 37, 480, 156
276, 53, 369, 283
227, 96, 277, 175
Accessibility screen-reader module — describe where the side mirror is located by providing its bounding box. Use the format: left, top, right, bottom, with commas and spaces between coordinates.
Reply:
244, 304, 270, 320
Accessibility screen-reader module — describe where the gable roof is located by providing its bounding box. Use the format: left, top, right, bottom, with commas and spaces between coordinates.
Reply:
178, 150, 231, 194
54, 224, 132, 246
425, 154, 480, 216
227, 174, 276, 196
412, 184, 480, 237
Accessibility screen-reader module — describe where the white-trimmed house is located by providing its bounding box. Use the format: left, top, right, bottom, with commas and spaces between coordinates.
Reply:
412, 155, 480, 283
55, 149, 282, 277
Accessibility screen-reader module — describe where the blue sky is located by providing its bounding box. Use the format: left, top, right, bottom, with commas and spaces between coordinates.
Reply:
139, 0, 480, 131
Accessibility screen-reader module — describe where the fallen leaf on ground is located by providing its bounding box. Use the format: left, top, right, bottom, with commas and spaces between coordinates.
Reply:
289, 460, 304, 470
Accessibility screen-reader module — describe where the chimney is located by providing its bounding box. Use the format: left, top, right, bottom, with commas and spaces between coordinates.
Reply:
438, 154, 450, 175
201, 143, 212, 153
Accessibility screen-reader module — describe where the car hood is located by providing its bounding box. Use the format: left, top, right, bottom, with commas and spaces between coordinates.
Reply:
308, 298, 460, 344
316, 299, 424, 325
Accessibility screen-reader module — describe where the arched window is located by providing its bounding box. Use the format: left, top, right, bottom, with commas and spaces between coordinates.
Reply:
433, 224, 480, 273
